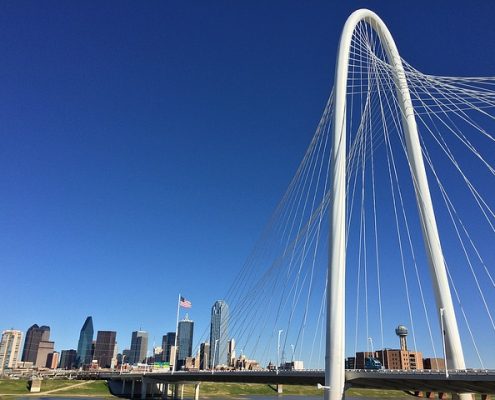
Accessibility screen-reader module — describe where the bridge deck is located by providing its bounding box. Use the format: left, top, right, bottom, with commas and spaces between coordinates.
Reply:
101, 369, 495, 394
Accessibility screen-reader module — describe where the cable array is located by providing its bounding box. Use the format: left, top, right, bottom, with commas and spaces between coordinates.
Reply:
198, 19, 495, 370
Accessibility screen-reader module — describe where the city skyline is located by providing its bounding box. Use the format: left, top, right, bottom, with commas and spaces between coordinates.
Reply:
1, 1, 495, 369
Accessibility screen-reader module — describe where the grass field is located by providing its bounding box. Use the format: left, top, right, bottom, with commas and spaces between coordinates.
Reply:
0, 379, 112, 398
0, 378, 440, 399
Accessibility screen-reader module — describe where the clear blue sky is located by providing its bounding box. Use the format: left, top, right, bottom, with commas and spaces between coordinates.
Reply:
1, 0, 494, 363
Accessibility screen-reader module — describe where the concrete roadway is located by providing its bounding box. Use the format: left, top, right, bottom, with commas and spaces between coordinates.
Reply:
100, 369, 495, 394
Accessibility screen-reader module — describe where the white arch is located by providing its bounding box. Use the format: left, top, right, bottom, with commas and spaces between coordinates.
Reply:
326, 9, 466, 400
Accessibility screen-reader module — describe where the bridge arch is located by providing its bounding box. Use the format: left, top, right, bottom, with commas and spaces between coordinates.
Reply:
326, 9, 466, 400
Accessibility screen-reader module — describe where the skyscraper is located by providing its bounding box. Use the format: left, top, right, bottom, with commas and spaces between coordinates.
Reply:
199, 342, 209, 370
161, 332, 176, 363
21, 324, 50, 364
176, 315, 194, 370
0, 330, 22, 372
129, 331, 148, 365
93, 331, 117, 368
228, 338, 236, 367
36, 338, 55, 368
209, 300, 229, 368
76, 316, 94, 367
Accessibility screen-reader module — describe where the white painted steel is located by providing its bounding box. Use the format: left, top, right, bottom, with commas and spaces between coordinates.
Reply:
327, 9, 467, 400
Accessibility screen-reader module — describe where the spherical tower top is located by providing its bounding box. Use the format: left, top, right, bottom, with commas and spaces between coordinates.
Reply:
395, 325, 408, 337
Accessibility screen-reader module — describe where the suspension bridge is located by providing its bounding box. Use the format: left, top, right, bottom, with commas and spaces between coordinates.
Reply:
107, 8, 495, 400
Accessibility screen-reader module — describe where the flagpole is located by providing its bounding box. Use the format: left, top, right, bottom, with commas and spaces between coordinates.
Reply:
172, 293, 180, 374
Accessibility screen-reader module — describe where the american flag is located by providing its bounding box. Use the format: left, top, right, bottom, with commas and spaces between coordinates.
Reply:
180, 296, 192, 308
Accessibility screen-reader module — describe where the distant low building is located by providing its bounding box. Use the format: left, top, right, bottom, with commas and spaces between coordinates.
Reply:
184, 356, 199, 370
282, 360, 304, 370
354, 325, 423, 370
46, 352, 59, 369
59, 350, 77, 369
153, 346, 163, 362
379, 349, 423, 370
355, 351, 375, 369
235, 354, 261, 370
15, 361, 34, 370
424, 357, 445, 370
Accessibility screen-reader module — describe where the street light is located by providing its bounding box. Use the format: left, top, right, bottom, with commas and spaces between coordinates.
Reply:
440, 308, 449, 378
211, 339, 219, 375
368, 337, 374, 354
277, 329, 283, 375
119, 354, 126, 375
290, 344, 295, 362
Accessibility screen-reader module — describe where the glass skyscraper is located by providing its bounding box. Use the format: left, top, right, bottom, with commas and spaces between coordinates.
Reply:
209, 300, 229, 368
76, 316, 94, 367
176, 315, 194, 369
161, 332, 176, 363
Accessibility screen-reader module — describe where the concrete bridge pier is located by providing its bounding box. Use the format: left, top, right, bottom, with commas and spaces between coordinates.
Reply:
173, 384, 184, 400
121, 379, 126, 395
141, 378, 148, 400
452, 394, 474, 400
131, 379, 136, 399
277, 384, 283, 394
159, 383, 168, 399
194, 383, 201, 400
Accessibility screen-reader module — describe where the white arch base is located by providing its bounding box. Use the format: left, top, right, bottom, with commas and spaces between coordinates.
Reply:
326, 9, 468, 400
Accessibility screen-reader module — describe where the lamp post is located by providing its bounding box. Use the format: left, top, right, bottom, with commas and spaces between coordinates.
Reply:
120, 354, 126, 375
211, 339, 219, 375
368, 337, 374, 355
277, 329, 283, 375
440, 308, 449, 378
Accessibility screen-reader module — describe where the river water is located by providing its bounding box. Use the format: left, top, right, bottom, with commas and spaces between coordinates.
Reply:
16, 397, 406, 400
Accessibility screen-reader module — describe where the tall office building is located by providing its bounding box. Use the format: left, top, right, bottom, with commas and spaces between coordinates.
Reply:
176, 315, 194, 369
36, 339, 55, 368
199, 342, 209, 370
209, 300, 229, 368
93, 331, 117, 368
228, 338, 236, 367
21, 324, 50, 364
76, 316, 94, 367
161, 332, 176, 363
0, 330, 23, 371
129, 331, 148, 364
59, 349, 77, 369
